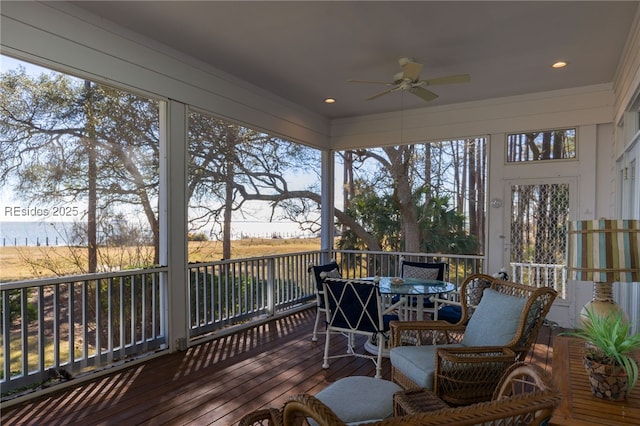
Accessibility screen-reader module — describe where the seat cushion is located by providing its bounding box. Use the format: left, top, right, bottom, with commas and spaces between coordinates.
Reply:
437, 305, 462, 323
461, 288, 527, 347
389, 344, 462, 389
314, 376, 403, 424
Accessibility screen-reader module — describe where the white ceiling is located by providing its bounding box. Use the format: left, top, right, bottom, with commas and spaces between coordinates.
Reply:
69, 1, 639, 119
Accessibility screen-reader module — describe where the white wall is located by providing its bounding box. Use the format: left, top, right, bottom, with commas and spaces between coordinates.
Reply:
330, 84, 615, 150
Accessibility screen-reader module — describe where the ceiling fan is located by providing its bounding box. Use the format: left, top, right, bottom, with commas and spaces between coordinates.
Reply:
349, 57, 470, 101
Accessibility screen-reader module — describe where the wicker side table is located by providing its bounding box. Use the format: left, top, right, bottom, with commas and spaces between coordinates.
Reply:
393, 389, 449, 416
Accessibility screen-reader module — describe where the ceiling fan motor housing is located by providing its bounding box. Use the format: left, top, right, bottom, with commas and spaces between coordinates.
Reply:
350, 57, 469, 102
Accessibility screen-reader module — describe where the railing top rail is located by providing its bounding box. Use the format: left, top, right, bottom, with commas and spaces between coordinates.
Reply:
333, 249, 484, 261
187, 249, 328, 268
510, 262, 565, 268
0, 266, 169, 290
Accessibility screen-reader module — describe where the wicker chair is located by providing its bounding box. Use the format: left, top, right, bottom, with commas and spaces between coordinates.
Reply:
239, 408, 282, 426
241, 362, 559, 426
431, 273, 494, 323
389, 274, 557, 405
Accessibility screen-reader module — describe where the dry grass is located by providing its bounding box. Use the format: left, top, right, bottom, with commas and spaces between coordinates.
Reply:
0, 238, 322, 282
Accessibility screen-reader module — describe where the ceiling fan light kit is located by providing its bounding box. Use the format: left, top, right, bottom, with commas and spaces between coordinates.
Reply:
350, 57, 470, 102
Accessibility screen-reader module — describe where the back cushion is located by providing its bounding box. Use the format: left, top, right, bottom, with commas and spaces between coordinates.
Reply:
461, 289, 527, 347
403, 264, 442, 280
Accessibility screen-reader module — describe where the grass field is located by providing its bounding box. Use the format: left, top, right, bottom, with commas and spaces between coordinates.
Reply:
0, 238, 322, 282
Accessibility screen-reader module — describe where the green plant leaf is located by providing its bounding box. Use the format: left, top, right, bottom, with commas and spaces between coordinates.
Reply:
561, 307, 640, 393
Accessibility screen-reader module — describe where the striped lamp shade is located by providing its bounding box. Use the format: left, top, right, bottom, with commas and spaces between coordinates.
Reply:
567, 219, 640, 283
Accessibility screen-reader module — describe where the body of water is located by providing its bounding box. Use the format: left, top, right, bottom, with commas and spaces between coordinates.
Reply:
0, 221, 314, 246
0, 221, 74, 246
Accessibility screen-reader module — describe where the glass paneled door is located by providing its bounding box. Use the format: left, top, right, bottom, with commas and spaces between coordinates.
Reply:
506, 179, 575, 299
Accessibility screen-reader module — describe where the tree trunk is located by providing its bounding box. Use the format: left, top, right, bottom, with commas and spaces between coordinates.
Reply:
84, 80, 98, 273
222, 127, 236, 259
343, 150, 354, 235
467, 140, 476, 236
383, 146, 420, 253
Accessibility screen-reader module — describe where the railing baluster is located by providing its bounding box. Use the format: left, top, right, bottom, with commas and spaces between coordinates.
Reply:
53, 284, 60, 370
38, 286, 45, 377
20, 288, 28, 380
2, 288, 10, 386
130, 274, 135, 351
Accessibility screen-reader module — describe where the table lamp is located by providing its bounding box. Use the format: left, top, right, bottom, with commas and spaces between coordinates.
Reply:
566, 219, 640, 323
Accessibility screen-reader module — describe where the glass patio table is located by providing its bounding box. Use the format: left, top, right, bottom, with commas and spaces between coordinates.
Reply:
368, 276, 456, 319
361, 276, 456, 356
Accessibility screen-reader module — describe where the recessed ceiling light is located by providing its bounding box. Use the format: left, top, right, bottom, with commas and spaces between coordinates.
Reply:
324, 98, 336, 104
552, 61, 568, 69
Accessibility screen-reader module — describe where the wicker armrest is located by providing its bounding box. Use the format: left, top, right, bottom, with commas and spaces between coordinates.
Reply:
434, 346, 517, 406
283, 394, 347, 426
238, 407, 282, 426
365, 390, 560, 426
389, 320, 466, 347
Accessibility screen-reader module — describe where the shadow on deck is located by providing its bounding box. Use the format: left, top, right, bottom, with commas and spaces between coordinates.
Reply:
0, 308, 563, 425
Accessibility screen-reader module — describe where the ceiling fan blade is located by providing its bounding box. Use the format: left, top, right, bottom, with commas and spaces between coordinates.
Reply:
410, 86, 439, 101
366, 87, 399, 100
348, 79, 395, 85
402, 61, 423, 81
424, 74, 471, 86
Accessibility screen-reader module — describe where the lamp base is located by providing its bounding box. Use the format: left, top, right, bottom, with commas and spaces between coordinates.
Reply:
579, 282, 628, 326
580, 300, 629, 326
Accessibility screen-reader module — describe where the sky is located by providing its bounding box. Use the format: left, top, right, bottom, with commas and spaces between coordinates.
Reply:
0, 54, 323, 239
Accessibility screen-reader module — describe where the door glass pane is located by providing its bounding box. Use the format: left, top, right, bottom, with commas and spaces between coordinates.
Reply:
509, 183, 569, 297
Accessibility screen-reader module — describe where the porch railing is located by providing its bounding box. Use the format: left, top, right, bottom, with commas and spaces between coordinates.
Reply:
187, 251, 324, 339
333, 250, 484, 286
509, 262, 566, 298
2, 249, 486, 398
186, 250, 486, 341
1, 267, 167, 397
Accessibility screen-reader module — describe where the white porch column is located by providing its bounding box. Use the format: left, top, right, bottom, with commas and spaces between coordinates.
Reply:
320, 150, 335, 261
160, 100, 189, 351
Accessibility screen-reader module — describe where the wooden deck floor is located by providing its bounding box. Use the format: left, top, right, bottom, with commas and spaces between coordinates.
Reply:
0, 308, 563, 426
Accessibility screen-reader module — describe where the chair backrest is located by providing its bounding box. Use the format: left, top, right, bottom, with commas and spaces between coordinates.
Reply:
323, 278, 383, 334
308, 261, 341, 292
454, 273, 495, 324
458, 277, 557, 360
489, 280, 557, 360
400, 260, 446, 281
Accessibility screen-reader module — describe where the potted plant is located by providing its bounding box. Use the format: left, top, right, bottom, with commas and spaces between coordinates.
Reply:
563, 308, 640, 401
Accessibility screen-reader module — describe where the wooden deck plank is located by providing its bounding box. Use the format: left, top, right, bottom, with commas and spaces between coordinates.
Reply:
1, 308, 559, 426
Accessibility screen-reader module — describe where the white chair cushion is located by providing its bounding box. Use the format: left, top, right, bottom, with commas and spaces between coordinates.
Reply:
313, 376, 402, 425
461, 288, 527, 347
389, 344, 462, 389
